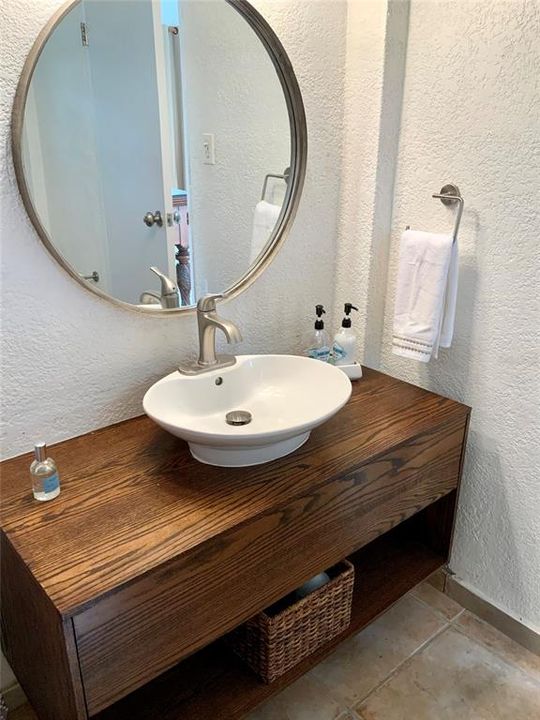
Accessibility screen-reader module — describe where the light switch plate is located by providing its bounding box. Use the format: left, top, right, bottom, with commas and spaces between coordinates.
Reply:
203, 133, 215, 165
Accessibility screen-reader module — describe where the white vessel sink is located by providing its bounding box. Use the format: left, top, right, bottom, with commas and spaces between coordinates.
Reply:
143, 354, 352, 467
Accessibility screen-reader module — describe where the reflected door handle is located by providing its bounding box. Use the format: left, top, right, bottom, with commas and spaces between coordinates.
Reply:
143, 210, 163, 228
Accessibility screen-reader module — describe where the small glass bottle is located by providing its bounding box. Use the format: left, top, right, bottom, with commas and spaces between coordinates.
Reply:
31, 443, 61, 501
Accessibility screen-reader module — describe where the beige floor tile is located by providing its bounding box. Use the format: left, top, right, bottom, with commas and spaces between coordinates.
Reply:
357, 626, 540, 720
246, 673, 347, 720
411, 581, 463, 621
454, 610, 540, 681
306, 594, 447, 707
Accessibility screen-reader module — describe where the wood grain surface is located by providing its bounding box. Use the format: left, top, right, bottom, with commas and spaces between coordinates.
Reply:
77, 417, 466, 713
0, 535, 87, 720
7, 532, 445, 720
94, 526, 445, 720
1, 368, 469, 617
1, 367, 470, 719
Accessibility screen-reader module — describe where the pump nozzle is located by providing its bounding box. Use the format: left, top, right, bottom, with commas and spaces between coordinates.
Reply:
341, 303, 358, 328
314, 304, 326, 330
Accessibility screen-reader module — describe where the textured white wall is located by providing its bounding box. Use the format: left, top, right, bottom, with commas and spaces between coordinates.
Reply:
370, 0, 539, 630
334, 0, 409, 338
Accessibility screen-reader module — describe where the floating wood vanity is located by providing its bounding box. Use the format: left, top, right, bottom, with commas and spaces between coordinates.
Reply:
1, 368, 470, 720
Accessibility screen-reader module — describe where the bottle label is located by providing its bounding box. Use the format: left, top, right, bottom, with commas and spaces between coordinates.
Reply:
332, 342, 346, 360
307, 346, 330, 361
43, 473, 60, 494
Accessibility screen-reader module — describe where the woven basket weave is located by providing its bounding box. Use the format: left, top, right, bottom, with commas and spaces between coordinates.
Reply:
227, 560, 354, 683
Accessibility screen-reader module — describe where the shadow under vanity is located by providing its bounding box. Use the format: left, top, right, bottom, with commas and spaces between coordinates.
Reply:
1, 368, 470, 720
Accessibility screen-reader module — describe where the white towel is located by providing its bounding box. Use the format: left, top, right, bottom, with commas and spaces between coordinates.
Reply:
249, 200, 281, 264
392, 230, 458, 362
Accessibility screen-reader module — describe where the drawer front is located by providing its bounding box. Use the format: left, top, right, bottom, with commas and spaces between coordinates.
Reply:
75, 418, 466, 714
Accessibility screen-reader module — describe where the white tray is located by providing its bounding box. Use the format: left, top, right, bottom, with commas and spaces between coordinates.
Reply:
336, 363, 363, 380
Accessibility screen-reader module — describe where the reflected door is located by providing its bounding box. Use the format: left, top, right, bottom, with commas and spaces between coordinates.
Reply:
80, 0, 177, 303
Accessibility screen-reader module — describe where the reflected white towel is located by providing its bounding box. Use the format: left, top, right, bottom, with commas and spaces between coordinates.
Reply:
249, 200, 281, 264
392, 230, 458, 362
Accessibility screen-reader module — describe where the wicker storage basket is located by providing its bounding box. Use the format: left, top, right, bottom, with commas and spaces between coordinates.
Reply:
227, 560, 354, 683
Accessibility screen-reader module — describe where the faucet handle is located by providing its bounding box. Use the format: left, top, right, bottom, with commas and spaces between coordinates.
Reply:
197, 293, 224, 312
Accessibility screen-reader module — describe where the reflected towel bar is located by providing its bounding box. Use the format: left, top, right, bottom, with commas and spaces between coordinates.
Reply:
261, 166, 290, 201
406, 183, 464, 242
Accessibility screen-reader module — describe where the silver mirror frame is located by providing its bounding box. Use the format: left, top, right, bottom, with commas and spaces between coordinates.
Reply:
11, 0, 307, 315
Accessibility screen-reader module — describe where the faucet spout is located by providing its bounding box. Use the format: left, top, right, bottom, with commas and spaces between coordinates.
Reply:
216, 318, 243, 345
198, 315, 242, 366
178, 294, 243, 375
148, 266, 180, 308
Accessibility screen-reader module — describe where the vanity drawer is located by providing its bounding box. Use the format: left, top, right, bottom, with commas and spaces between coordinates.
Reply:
74, 417, 466, 714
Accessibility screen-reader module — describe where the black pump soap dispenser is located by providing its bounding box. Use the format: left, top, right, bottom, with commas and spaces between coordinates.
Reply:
341, 303, 359, 329
305, 304, 331, 362
332, 303, 362, 377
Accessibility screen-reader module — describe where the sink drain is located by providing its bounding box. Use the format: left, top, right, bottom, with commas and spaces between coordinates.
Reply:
226, 410, 252, 426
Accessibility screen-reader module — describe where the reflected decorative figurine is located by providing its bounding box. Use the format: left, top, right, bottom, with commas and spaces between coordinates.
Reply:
176, 244, 192, 306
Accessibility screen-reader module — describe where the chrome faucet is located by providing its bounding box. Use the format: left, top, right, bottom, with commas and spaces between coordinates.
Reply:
178, 293, 242, 375
139, 267, 180, 308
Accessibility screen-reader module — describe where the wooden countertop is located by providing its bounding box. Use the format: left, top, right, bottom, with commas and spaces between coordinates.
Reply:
0, 368, 469, 616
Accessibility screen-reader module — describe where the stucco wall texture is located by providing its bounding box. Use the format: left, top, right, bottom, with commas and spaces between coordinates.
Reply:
375, 0, 539, 631
335, 0, 539, 634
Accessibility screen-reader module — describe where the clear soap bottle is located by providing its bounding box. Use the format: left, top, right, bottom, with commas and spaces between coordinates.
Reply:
31, 443, 61, 501
332, 303, 359, 365
305, 304, 331, 362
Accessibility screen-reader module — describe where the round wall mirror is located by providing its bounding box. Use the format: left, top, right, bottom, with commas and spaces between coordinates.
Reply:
12, 0, 306, 313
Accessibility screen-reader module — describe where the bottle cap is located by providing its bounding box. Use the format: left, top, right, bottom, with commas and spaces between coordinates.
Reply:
34, 443, 47, 462
315, 304, 326, 330
342, 303, 359, 328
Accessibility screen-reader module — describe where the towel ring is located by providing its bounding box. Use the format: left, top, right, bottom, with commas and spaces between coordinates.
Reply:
406, 183, 464, 243
261, 167, 290, 201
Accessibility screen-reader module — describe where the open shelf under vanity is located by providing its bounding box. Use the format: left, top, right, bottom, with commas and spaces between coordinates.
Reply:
95, 515, 447, 720
1, 368, 470, 720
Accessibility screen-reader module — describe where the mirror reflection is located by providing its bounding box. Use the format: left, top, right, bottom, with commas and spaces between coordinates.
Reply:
21, 0, 291, 308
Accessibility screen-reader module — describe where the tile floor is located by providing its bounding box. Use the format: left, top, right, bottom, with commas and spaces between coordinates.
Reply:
9, 578, 540, 720
246, 581, 540, 720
